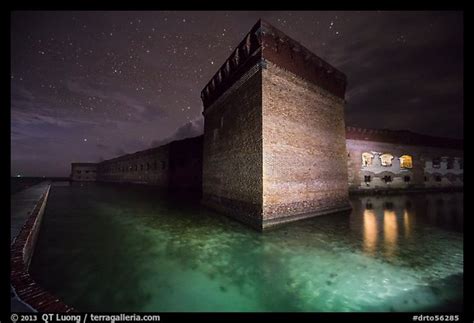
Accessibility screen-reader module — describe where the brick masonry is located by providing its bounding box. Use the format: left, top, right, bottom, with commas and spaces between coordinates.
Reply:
97, 144, 170, 186
262, 61, 350, 228
202, 65, 263, 228
87, 136, 203, 192
11, 184, 75, 312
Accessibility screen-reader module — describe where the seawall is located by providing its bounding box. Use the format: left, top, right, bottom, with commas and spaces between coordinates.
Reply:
10, 182, 75, 312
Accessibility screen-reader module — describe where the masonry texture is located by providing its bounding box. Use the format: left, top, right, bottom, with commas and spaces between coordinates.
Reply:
93, 136, 202, 192
202, 67, 263, 228
199, 21, 264, 227
71, 19, 463, 230
262, 61, 350, 227
11, 182, 74, 312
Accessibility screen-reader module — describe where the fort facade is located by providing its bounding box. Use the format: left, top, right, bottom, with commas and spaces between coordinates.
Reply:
70, 20, 463, 230
70, 163, 97, 182
92, 136, 202, 192
346, 127, 463, 191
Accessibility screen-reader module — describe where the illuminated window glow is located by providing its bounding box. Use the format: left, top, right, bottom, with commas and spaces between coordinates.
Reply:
380, 154, 394, 166
362, 152, 374, 167
399, 155, 413, 169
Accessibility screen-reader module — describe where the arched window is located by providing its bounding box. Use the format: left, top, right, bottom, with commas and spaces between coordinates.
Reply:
362, 152, 374, 167
399, 155, 413, 169
380, 154, 394, 167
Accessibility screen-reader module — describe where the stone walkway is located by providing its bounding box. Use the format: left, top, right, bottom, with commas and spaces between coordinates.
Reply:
11, 181, 51, 312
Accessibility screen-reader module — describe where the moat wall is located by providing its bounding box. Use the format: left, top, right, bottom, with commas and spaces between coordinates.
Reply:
11, 183, 74, 312
94, 136, 203, 193
201, 66, 263, 228
261, 61, 350, 227
97, 145, 170, 187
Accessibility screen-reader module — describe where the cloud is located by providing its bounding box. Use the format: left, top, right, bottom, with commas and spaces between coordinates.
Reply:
174, 117, 204, 139
66, 79, 167, 122
11, 83, 107, 132
11, 109, 89, 128
150, 117, 204, 148
114, 147, 127, 156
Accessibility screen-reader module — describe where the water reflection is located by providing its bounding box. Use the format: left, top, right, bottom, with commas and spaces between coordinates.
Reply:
359, 192, 462, 262
30, 184, 463, 312
403, 210, 412, 239
363, 210, 377, 255
383, 210, 398, 259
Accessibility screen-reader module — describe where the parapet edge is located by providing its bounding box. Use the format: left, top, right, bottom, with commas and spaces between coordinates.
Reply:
260, 19, 347, 100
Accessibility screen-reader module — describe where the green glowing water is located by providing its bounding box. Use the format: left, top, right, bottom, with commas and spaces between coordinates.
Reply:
30, 183, 463, 312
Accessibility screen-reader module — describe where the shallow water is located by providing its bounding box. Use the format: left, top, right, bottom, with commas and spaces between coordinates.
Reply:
30, 182, 463, 312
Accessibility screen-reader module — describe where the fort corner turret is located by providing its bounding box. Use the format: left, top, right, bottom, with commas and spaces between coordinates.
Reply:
200, 19, 351, 230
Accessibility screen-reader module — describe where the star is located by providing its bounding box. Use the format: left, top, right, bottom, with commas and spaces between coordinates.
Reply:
9, 11, 464, 178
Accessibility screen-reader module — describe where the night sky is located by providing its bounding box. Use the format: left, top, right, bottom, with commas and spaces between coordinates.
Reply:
11, 11, 463, 177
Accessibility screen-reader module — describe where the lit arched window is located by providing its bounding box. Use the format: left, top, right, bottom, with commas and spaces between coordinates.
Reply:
399, 155, 413, 169
380, 154, 394, 166
362, 152, 374, 167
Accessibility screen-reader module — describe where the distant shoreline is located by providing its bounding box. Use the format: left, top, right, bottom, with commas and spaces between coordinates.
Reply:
10, 177, 69, 195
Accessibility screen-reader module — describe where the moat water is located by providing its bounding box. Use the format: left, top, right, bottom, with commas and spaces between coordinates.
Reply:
30, 182, 463, 312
